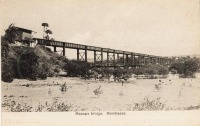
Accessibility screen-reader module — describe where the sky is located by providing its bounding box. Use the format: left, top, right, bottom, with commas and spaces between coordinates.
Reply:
0, 0, 200, 58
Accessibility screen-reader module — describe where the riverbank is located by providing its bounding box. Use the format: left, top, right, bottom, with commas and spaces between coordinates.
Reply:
1, 77, 200, 111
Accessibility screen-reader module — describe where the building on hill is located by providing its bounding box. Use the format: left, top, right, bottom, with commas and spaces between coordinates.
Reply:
14, 27, 36, 46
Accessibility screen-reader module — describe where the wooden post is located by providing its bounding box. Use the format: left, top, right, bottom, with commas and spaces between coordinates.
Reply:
117, 53, 119, 64
113, 51, 115, 66
101, 48, 103, 66
123, 51, 125, 66
54, 46, 57, 52
77, 49, 79, 61
133, 55, 136, 66
85, 46, 87, 63
63, 43, 65, 56
94, 50, 96, 66
107, 52, 109, 65
138, 55, 141, 66
131, 53, 133, 66
126, 54, 129, 65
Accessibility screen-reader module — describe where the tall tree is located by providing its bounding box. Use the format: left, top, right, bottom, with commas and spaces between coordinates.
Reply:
2, 23, 19, 58
45, 29, 53, 40
41, 23, 49, 39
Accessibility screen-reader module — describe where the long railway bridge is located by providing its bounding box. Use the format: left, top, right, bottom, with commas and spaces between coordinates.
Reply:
33, 38, 172, 67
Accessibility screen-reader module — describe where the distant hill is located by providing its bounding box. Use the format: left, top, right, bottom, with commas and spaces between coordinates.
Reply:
168, 54, 200, 58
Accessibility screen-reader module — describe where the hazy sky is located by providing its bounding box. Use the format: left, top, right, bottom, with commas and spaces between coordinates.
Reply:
1, 0, 200, 57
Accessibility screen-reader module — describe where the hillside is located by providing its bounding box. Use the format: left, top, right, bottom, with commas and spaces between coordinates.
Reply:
1, 44, 68, 82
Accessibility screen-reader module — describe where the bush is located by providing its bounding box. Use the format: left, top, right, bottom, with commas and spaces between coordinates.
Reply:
170, 61, 185, 74
145, 67, 157, 75
127, 97, 165, 111
1, 58, 14, 82
133, 67, 146, 75
170, 58, 199, 77
63, 60, 91, 77
158, 66, 169, 75
37, 63, 48, 79
183, 59, 199, 77
54, 66, 60, 73
132, 64, 169, 76
170, 69, 177, 74
113, 67, 123, 78
19, 51, 39, 80
93, 86, 103, 97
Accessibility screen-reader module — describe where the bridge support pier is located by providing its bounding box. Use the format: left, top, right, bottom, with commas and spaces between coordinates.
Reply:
138, 55, 141, 66
123, 52, 125, 66
85, 46, 87, 63
101, 48, 103, 66
113, 51, 115, 66
77, 49, 79, 61
107, 52, 115, 66
107, 52, 109, 64
63, 45, 65, 56
54, 46, 56, 52
131, 53, 133, 67
94, 50, 96, 66
117, 53, 119, 64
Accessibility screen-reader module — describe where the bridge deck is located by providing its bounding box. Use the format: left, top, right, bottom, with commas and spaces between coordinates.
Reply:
33, 38, 171, 66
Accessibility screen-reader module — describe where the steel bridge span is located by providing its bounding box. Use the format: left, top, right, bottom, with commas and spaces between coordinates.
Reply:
33, 38, 172, 67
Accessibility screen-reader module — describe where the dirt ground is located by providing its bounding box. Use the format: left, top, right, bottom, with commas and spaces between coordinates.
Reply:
1, 77, 200, 111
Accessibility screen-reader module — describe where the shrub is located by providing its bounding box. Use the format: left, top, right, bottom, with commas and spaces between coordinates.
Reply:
132, 64, 169, 76
145, 67, 157, 75
2, 100, 32, 112
133, 67, 146, 75
170, 61, 185, 74
1, 58, 14, 82
158, 66, 169, 75
37, 70, 47, 80
170, 58, 199, 77
93, 86, 103, 97
63, 60, 91, 77
19, 51, 39, 80
170, 69, 177, 74
127, 97, 165, 111
183, 58, 199, 77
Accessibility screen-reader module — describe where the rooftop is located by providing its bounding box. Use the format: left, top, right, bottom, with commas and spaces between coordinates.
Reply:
15, 27, 36, 33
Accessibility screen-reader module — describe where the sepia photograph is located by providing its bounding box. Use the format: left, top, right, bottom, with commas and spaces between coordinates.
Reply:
1, 0, 200, 125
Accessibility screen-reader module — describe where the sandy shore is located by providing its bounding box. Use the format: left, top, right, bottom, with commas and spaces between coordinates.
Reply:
1, 77, 200, 111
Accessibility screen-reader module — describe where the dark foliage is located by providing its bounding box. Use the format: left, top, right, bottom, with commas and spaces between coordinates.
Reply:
132, 64, 169, 76
170, 58, 199, 77
63, 60, 91, 77
1, 58, 14, 82
19, 51, 39, 80
4, 23, 19, 43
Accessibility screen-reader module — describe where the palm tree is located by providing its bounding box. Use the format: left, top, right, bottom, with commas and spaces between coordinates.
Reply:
45, 29, 53, 40
41, 23, 49, 39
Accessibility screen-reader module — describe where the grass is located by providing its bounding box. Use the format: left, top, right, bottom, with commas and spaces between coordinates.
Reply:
36, 99, 72, 112
155, 83, 161, 92
93, 86, 103, 97
2, 100, 32, 112
184, 104, 200, 110
127, 97, 165, 111
2, 99, 78, 112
